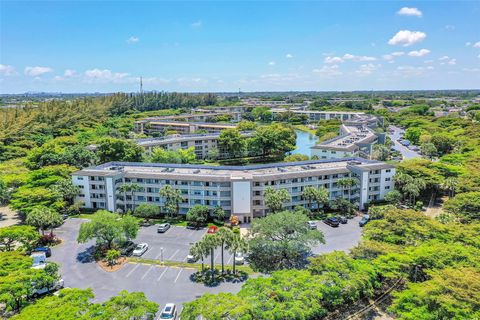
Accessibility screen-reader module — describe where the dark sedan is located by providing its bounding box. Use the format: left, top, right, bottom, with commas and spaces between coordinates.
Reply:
323, 217, 340, 227
33, 247, 51, 257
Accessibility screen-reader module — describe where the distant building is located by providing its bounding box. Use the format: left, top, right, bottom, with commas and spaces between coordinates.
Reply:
136, 132, 252, 159
72, 158, 395, 223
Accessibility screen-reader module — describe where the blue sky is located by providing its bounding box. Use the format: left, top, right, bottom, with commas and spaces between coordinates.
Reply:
1, 1, 479, 93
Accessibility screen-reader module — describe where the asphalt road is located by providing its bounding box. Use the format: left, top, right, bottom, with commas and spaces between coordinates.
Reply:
49, 216, 364, 311
388, 126, 421, 160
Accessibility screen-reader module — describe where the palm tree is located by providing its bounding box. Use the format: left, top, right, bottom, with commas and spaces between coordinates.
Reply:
129, 183, 142, 211
190, 242, 208, 273
117, 183, 130, 214
314, 187, 330, 212
442, 177, 457, 198
203, 234, 220, 280
337, 177, 358, 202
159, 185, 184, 218
216, 227, 234, 274
302, 186, 318, 211
264, 187, 291, 214
226, 233, 248, 275
404, 178, 426, 205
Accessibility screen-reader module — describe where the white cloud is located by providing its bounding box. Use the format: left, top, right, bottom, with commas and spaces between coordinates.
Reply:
84, 68, 129, 82
63, 69, 77, 77
24, 66, 53, 77
444, 25, 455, 31
474, 41, 480, 48
191, 20, 202, 28
312, 65, 342, 76
355, 63, 379, 75
447, 58, 456, 65
286, 53, 293, 59
466, 42, 471, 47
382, 51, 404, 62
324, 56, 344, 64
342, 53, 376, 62
268, 61, 276, 66
126, 36, 139, 44
438, 56, 450, 61
396, 65, 432, 77
0, 64, 17, 76
407, 49, 430, 57
397, 7, 422, 17
388, 30, 427, 47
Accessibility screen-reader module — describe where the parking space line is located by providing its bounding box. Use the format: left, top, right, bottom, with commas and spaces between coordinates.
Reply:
227, 255, 233, 264
168, 249, 180, 260
214, 250, 220, 262
141, 265, 154, 280
157, 267, 169, 281
126, 263, 140, 278
174, 268, 183, 283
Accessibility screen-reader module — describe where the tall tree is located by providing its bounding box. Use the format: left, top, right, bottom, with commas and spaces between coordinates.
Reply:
264, 187, 291, 214
218, 128, 245, 158
216, 227, 234, 274
159, 185, 183, 217
77, 210, 139, 249
133, 203, 160, 223
25, 206, 63, 235
225, 232, 248, 274
0, 226, 40, 252
247, 210, 324, 272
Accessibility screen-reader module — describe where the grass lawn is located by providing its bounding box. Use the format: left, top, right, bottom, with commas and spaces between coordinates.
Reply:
294, 124, 317, 135
128, 257, 254, 274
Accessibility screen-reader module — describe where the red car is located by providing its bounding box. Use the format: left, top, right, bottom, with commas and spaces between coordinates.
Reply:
207, 226, 218, 234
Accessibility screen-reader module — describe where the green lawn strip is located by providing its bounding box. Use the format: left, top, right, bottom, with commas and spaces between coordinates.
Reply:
294, 124, 317, 135
127, 257, 254, 274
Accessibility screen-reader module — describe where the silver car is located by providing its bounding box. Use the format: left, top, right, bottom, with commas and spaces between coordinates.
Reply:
157, 223, 171, 233
132, 243, 148, 256
307, 221, 317, 229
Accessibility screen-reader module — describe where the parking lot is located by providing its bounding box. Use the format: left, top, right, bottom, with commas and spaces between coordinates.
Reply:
50, 219, 242, 310
136, 224, 235, 265
49, 216, 363, 310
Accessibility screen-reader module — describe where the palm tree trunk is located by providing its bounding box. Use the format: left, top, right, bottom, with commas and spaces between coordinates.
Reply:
232, 250, 236, 274
131, 191, 135, 212
210, 248, 215, 281
123, 190, 127, 214
201, 256, 204, 273
221, 243, 224, 274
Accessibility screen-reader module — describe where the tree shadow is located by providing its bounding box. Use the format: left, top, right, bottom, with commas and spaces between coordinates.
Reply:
76, 245, 95, 263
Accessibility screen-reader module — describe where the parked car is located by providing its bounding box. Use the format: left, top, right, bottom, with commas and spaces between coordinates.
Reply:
158, 303, 177, 319
31, 252, 47, 269
307, 221, 317, 229
359, 215, 370, 227
323, 217, 340, 227
33, 247, 51, 257
132, 243, 148, 256
157, 223, 171, 233
31, 279, 64, 298
234, 252, 245, 265
339, 216, 348, 224
207, 226, 218, 234
120, 241, 137, 256
186, 254, 197, 263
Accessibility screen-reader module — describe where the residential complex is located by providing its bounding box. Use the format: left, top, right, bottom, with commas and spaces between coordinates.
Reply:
72, 158, 395, 223
269, 108, 367, 122
136, 132, 252, 159
311, 124, 380, 159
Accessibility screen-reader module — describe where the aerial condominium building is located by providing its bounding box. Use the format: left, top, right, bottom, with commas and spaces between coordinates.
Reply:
269, 108, 366, 122
72, 158, 395, 223
311, 124, 380, 159
136, 132, 253, 159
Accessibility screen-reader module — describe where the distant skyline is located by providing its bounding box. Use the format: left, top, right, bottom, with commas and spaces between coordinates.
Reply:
1, 1, 479, 93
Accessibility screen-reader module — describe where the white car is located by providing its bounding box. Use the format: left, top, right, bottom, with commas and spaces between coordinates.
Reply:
159, 303, 177, 319
31, 252, 47, 269
234, 252, 245, 265
186, 254, 196, 263
32, 279, 64, 297
307, 221, 317, 229
132, 243, 148, 256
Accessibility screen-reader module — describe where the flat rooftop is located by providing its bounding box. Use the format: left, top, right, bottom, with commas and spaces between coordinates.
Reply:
74, 157, 393, 179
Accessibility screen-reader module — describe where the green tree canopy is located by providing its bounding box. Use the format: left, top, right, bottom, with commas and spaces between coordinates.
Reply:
77, 210, 139, 249
247, 210, 324, 272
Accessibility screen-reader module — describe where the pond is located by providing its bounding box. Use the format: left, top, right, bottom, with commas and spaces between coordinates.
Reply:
290, 129, 318, 157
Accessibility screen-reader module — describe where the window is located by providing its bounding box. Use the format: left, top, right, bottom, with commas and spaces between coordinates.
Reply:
386, 169, 391, 173
77, 177, 84, 181
385, 177, 391, 182
385, 186, 390, 190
